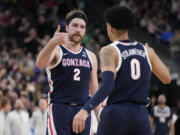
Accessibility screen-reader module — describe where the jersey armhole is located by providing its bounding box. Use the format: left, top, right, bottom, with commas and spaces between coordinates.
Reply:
110, 44, 122, 71
144, 46, 152, 70
85, 49, 94, 68
46, 46, 63, 70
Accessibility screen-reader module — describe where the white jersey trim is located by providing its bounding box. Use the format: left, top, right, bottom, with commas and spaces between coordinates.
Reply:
46, 46, 63, 70
110, 41, 122, 71
48, 104, 57, 135
62, 45, 82, 54
142, 44, 152, 70
85, 49, 93, 68
46, 68, 53, 104
119, 41, 137, 46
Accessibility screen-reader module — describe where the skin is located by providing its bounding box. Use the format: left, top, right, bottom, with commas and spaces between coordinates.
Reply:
72, 23, 171, 134
36, 17, 100, 132
2, 102, 11, 113
39, 99, 47, 113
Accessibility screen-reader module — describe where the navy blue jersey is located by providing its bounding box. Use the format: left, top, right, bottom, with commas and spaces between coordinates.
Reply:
150, 106, 172, 135
46, 45, 92, 105
106, 40, 151, 105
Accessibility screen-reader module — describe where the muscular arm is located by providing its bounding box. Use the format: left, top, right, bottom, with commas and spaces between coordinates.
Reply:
36, 40, 59, 69
100, 46, 117, 73
145, 44, 171, 84
36, 25, 71, 69
83, 46, 117, 112
88, 51, 99, 97
88, 51, 100, 121
73, 45, 118, 133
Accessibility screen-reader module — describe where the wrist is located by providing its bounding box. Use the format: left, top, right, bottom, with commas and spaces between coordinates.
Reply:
81, 109, 88, 115
48, 39, 59, 47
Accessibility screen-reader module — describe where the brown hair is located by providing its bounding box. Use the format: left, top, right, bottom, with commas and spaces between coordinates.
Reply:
65, 9, 88, 25
1, 97, 10, 108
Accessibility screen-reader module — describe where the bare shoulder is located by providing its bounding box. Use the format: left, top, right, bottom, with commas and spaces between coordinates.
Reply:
85, 49, 97, 64
100, 45, 117, 58
100, 45, 117, 73
86, 49, 96, 58
145, 45, 155, 54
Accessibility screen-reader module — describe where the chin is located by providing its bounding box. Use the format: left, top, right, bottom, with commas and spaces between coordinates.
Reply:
73, 38, 82, 44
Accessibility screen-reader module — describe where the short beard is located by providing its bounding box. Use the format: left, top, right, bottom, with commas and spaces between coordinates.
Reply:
69, 33, 83, 44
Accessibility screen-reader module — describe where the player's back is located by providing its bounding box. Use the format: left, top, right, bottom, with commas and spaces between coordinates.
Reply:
46, 45, 92, 105
107, 40, 151, 105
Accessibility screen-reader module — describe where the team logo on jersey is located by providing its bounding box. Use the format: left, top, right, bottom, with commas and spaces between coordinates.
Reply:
62, 58, 90, 68
82, 51, 87, 57
63, 53, 68, 56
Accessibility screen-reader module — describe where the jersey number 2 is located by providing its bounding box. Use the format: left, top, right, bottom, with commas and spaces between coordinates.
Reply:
130, 59, 141, 80
74, 68, 80, 81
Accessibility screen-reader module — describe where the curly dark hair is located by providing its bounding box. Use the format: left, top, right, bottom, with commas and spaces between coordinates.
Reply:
104, 6, 134, 30
66, 9, 88, 25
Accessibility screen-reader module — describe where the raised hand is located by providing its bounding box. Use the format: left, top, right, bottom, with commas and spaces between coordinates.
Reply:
50, 25, 74, 46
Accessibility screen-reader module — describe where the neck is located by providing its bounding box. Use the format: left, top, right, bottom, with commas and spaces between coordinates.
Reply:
111, 31, 129, 41
64, 42, 81, 52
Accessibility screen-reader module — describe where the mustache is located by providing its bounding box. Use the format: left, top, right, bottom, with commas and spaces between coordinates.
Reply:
72, 33, 82, 38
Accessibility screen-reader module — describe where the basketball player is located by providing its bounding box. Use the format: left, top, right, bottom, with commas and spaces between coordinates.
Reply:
36, 9, 99, 135
72, 6, 171, 135
149, 94, 174, 135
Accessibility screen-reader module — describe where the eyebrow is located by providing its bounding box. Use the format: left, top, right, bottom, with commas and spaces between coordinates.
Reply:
72, 22, 86, 27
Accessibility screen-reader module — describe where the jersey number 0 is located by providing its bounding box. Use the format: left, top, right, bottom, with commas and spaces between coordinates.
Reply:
130, 58, 141, 80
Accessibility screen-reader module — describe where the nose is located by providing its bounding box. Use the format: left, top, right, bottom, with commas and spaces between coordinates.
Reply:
76, 27, 81, 33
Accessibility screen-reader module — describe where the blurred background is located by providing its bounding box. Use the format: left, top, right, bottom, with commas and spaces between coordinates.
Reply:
0, 0, 180, 135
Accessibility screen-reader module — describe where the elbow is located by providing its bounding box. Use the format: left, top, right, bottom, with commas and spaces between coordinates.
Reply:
162, 76, 171, 84
36, 60, 45, 69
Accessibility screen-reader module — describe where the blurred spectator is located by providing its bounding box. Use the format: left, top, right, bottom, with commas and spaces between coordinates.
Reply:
0, 97, 11, 135
24, 27, 41, 56
160, 25, 175, 47
149, 94, 175, 135
147, 17, 158, 37
148, 95, 156, 113
169, 29, 180, 60
30, 98, 47, 135
6, 99, 30, 135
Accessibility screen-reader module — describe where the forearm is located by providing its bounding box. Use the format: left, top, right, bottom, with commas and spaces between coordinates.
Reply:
83, 71, 114, 113
36, 39, 57, 69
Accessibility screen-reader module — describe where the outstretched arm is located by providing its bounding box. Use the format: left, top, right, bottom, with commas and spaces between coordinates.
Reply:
72, 46, 118, 134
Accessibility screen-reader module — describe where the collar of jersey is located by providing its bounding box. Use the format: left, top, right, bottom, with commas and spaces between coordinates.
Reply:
118, 40, 137, 46
62, 45, 82, 54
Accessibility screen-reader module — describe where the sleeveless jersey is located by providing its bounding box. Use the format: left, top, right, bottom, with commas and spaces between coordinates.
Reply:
46, 45, 92, 105
107, 40, 151, 105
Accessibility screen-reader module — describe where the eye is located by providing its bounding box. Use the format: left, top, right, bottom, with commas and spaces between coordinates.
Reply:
81, 25, 85, 29
72, 23, 78, 27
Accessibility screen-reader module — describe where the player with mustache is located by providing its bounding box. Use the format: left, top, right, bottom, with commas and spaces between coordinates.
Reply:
36, 9, 100, 135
